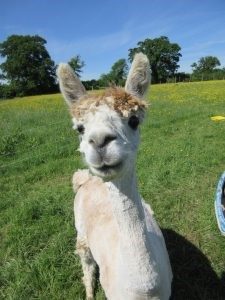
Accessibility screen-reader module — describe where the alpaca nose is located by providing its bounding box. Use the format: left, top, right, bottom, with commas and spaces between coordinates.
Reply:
89, 133, 117, 149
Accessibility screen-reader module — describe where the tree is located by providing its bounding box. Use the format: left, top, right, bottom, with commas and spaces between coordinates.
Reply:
68, 55, 85, 78
128, 36, 182, 83
109, 58, 128, 85
191, 56, 221, 73
99, 73, 114, 87
191, 56, 223, 81
99, 58, 128, 86
0, 35, 57, 97
82, 79, 100, 90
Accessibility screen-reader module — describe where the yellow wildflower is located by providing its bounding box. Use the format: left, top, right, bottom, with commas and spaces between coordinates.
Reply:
211, 116, 225, 121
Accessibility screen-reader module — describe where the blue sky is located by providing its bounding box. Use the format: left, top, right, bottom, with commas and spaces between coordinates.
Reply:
1, 0, 225, 80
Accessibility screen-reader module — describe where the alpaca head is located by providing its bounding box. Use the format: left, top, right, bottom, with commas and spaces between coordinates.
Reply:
57, 53, 151, 180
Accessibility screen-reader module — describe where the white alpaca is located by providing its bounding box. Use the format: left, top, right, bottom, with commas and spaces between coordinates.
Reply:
57, 53, 173, 300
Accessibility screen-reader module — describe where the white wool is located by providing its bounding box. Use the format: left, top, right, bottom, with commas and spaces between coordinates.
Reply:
57, 53, 172, 300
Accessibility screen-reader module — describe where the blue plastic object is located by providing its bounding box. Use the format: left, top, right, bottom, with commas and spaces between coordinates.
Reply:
215, 172, 225, 235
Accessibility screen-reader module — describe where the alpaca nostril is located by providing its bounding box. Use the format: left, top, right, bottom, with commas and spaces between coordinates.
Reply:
102, 135, 117, 148
89, 138, 95, 145
88, 135, 117, 148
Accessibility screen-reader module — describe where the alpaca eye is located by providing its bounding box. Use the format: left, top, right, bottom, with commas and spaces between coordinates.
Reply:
128, 115, 139, 130
77, 124, 85, 134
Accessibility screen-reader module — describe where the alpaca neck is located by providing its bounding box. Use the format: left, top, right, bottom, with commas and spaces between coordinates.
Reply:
106, 168, 159, 292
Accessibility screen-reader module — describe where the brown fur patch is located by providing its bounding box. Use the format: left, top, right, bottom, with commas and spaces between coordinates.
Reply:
70, 87, 148, 119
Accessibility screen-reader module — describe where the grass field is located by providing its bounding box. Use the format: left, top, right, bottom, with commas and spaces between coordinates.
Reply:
1, 80, 225, 299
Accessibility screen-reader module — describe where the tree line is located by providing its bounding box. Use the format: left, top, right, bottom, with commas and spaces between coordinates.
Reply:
0, 34, 224, 99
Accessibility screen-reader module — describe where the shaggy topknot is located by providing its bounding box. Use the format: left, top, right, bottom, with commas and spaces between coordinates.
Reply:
70, 87, 148, 119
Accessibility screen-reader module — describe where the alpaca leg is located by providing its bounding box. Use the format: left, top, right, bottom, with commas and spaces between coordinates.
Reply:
76, 237, 97, 300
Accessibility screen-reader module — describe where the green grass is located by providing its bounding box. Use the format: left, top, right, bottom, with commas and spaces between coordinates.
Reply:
1, 81, 225, 299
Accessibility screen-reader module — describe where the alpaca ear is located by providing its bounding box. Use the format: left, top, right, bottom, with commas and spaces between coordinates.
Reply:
125, 53, 151, 98
57, 63, 86, 106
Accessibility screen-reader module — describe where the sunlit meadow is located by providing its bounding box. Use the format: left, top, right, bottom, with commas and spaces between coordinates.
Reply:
1, 80, 225, 299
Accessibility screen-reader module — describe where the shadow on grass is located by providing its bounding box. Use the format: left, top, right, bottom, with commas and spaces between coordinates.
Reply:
163, 229, 225, 300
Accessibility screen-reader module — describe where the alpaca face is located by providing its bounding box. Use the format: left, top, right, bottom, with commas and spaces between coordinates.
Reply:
73, 103, 141, 179
57, 53, 151, 179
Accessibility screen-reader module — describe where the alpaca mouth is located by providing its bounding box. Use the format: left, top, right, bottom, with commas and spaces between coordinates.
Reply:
95, 162, 123, 172
91, 161, 123, 177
